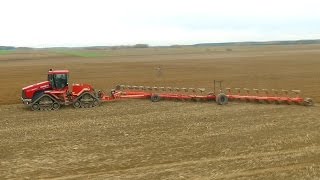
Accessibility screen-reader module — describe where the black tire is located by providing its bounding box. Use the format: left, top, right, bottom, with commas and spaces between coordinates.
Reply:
73, 100, 81, 108
31, 103, 40, 111
38, 95, 54, 111
52, 102, 60, 110
80, 93, 94, 108
93, 99, 100, 107
151, 94, 161, 102
31, 94, 59, 111
216, 93, 228, 105
304, 98, 314, 106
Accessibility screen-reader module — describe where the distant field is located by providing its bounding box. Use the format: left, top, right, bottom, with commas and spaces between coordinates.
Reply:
53, 50, 106, 58
0, 49, 15, 55
0, 44, 320, 179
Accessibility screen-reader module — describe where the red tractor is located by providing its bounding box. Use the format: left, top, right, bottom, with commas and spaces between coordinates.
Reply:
21, 69, 100, 110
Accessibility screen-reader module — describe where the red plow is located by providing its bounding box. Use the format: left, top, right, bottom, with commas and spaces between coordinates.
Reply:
101, 83, 313, 106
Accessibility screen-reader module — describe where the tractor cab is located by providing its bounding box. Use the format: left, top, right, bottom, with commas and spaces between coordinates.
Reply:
48, 69, 69, 90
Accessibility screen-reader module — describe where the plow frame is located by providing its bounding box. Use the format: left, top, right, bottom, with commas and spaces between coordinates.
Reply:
97, 84, 314, 106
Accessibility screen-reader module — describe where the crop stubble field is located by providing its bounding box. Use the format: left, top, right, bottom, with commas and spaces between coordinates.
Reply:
0, 45, 320, 179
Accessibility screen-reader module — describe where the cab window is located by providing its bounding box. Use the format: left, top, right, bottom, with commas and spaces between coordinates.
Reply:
54, 74, 68, 89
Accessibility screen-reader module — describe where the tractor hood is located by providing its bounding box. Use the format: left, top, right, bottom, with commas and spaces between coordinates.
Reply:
22, 81, 50, 91
22, 81, 51, 99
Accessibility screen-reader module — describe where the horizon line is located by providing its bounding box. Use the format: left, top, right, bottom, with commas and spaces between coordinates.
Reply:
1, 38, 320, 49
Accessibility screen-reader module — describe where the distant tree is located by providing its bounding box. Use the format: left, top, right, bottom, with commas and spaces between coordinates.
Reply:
0, 46, 16, 50
133, 44, 149, 48
111, 46, 118, 50
170, 45, 183, 48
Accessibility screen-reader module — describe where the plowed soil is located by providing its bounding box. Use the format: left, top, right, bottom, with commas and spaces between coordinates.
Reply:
0, 45, 320, 179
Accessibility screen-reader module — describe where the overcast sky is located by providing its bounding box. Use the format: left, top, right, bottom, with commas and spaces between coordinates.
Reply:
1, 0, 320, 47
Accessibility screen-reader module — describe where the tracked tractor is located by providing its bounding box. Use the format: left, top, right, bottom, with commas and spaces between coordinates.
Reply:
21, 69, 100, 110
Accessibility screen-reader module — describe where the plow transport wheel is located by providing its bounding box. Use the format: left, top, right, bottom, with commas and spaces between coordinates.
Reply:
151, 94, 161, 102
216, 93, 228, 105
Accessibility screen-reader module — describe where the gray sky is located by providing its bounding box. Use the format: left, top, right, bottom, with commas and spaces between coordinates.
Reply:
1, 0, 320, 47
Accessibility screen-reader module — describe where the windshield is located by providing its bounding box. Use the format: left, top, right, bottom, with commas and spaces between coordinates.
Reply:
48, 73, 68, 89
